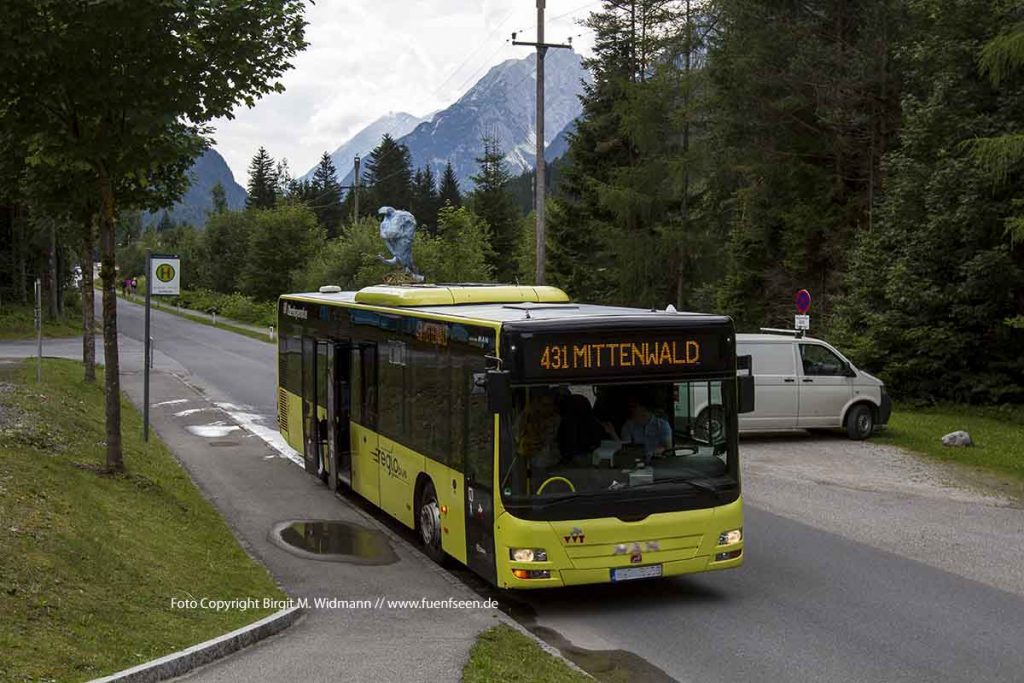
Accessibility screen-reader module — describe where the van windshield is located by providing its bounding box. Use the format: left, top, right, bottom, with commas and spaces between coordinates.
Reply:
498, 379, 738, 501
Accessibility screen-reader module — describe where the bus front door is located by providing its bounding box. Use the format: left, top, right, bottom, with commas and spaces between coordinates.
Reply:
301, 336, 319, 476
328, 342, 353, 490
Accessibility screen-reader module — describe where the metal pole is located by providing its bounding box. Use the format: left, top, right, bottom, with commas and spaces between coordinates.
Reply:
34, 278, 42, 383
353, 155, 361, 221
143, 251, 152, 441
535, 0, 547, 285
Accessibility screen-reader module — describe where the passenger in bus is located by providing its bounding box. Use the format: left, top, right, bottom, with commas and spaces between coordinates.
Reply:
556, 392, 605, 463
516, 391, 562, 491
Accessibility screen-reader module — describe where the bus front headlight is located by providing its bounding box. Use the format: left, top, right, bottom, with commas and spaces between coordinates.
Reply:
718, 528, 742, 546
510, 548, 548, 562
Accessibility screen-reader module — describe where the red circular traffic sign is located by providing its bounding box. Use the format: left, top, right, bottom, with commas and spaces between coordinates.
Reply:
795, 289, 811, 314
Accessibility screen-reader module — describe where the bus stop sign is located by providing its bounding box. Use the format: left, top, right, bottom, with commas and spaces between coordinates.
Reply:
795, 289, 811, 315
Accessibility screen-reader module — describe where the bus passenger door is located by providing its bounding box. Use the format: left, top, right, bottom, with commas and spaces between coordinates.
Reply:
301, 336, 320, 476
464, 371, 497, 584
328, 342, 352, 491
350, 344, 380, 506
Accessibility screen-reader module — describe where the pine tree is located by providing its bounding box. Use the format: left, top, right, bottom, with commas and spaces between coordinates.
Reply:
411, 165, 440, 234
310, 151, 344, 237
246, 146, 278, 209
469, 137, 519, 282
362, 134, 413, 213
210, 182, 227, 214
438, 160, 462, 208
275, 158, 293, 200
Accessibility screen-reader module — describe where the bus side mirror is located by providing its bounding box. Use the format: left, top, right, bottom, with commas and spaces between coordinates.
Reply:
486, 371, 513, 414
737, 355, 755, 414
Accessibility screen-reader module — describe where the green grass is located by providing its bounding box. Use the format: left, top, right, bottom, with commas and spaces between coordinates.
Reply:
0, 304, 81, 340
878, 404, 1024, 482
0, 359, 285, 682
462, 625, 589, 683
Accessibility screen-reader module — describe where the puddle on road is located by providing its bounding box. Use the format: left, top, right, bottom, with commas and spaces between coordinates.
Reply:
271, 520, 398, 565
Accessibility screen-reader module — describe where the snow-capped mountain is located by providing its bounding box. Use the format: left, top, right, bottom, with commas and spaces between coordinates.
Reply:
301, 111, 426, 183
340, 49, 589, 189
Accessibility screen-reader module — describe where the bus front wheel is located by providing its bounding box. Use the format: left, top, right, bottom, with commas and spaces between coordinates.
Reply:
418, 480, 446, 564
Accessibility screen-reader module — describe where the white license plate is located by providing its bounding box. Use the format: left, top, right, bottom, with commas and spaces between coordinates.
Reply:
611, 565, 663, 582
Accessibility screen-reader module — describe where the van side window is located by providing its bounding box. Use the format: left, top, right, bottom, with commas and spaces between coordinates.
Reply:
800, 344, 845, 376
739, 343, 795, 375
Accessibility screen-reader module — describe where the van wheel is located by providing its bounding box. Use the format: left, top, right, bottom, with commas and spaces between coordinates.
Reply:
695, 406, 725, 443
846, 405, 874, 440
417, 481, 446, 564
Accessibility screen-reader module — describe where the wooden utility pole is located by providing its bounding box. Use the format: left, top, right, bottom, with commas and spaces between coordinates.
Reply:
353, 155, 361, 221
513, 1, 571, 285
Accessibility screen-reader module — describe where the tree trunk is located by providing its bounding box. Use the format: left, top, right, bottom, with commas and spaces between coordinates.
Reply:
98, 171, 123, 472
48, 219, 59, 320
82, 215, 96, 384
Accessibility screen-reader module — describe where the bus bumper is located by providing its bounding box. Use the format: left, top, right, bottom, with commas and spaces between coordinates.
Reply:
495, 497, 744, 590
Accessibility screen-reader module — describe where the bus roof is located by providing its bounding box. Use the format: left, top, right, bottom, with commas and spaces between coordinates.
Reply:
282, 285, 731, 327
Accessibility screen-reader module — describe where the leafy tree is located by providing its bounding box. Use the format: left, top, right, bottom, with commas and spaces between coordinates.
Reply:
310, 152, 344, 237
0, 0, 307, 471
241, 204, 325, 300
417, 206, 494, 283
200, 210, 251, 293
438, 161, 462, 209
470, 137, 519, 282
410, 165, 440, 234
302, 216, 392, 291
247, 147, 279, 210
362, 134, 413, 214
835, 0, 1024, 403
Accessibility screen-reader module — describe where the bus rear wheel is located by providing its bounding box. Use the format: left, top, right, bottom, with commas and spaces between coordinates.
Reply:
418, 481, 446, 564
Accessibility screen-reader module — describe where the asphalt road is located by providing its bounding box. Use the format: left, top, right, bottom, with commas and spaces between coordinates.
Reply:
29, 298, 1024, 682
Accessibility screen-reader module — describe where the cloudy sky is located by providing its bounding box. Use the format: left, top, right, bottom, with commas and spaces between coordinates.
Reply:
211, 0, 598, 182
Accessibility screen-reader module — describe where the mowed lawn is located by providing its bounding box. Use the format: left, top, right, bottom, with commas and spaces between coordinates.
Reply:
879, 404, 1024, 482
0, 359, 284, 681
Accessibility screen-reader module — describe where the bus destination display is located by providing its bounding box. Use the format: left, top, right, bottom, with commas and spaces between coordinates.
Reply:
539, 339, 701, 371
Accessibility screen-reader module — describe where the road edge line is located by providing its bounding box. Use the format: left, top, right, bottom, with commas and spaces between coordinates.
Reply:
88, 606, 304, 683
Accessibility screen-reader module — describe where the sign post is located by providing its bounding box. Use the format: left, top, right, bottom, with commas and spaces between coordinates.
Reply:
794, 289, 811, 335
144, 253, 180, 441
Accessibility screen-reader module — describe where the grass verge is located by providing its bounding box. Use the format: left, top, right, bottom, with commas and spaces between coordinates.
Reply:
878, 405, 1024, 482
0, 358, 285, 681
0, 304, 81, 340
462, 625, 589, 683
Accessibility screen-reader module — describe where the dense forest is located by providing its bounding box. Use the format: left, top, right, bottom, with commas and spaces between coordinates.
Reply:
2, 0, 1022, 407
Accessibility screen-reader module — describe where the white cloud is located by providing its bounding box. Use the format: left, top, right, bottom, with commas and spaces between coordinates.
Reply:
211, 0, 596, 182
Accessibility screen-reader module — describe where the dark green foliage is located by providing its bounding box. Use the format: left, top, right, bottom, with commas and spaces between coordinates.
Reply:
241, 204, 324, 301
411, 165, 441, 234
470, 137, 520, 282
362, 134, 413, 214
438, 161, 462, 209
199, 211, 251, 293
210, 182, 228, 214
835, 0, 1024, 403
309, 152, 344, 237
246, 147, 278, 210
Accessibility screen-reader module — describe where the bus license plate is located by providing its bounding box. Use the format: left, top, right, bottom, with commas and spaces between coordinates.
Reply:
611, 565, 662, 582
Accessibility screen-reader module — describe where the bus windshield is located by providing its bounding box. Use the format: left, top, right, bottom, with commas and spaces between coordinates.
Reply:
499, 379, 738, 502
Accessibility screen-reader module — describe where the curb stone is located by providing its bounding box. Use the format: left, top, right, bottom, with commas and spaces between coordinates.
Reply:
88, 606, 304, 683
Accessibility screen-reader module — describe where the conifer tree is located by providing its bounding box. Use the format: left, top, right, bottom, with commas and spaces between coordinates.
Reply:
210, 182, 227, 214
470, 137, 519, 282
411, 165, 440, 234
310, 151, 344, 237
438, 160, 462, 208
362, 134, 413, 213
246, 146, 278, 209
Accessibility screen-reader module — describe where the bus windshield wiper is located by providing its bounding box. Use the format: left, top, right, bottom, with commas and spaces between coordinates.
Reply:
629, 476, 722, 493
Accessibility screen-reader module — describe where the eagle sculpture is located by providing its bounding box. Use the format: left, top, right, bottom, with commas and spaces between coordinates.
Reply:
377, 206, 424, 282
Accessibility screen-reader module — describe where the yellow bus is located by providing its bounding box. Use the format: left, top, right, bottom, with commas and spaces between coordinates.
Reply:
277, 284, 752, 589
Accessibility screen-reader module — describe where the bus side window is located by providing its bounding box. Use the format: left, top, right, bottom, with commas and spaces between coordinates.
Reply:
464, 363, 493, 487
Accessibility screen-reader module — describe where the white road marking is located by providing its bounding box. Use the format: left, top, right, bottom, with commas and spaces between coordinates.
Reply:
214, 402, 305, 467
174, 407, 211, 417
186, 423, 241, 438
154, 399, 189, 407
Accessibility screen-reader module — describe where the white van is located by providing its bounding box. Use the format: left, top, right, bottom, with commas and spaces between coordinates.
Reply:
735, 332, 891, 439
